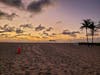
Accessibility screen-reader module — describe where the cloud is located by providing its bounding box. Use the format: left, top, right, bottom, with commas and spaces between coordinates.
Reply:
11, 34, 21, 38
4, 26, 15, 32
0, 0, 54, 19
0, 24, 15, 32
87, 33, 99, 36
12, 33, 32, 38
0, 24, 25, 34
46, 27, 53, 31
0, 33, 11, 38
20, 24, 33, 29
27, 0, 52, 13
35, 24, 45, 31
49, 40, 56, 42
62, 30, 80, 37
71, 31, 80, 34
0, 0, 23, 8
42, 36, 48, 38
0, 24, 8, 29
0, 10, 18, 20
19, 33, 31, 36
0, 31, 5, 33
49, 33, 57, 37
0, 24, 31, 35
15, 28, 24, 34
43, 31, 49, 36
52, 33, 56, 35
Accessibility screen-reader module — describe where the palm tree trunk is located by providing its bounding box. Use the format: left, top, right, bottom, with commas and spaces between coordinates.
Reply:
92, 35, 93, 43
92, 30, 94, 44
86, 28, 88, 43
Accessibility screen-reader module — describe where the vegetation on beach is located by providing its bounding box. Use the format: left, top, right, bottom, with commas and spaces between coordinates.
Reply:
80, 19, 100, 43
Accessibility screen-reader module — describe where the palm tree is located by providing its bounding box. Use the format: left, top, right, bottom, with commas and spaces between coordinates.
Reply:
80, 19, 92, 43
89, 22, 96, 43
89, 21, 100, 43
97, 21, 100, 29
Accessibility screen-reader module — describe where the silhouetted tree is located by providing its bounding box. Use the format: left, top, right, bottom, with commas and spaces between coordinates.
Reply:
90, 21, 100, 43
97, 21, 100, 29
81, 19, 100, 44
80, 19, 92, 43
89, 21, 96, 43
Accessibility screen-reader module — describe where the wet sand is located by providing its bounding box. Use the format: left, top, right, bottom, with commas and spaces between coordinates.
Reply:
0, 43, 100, 75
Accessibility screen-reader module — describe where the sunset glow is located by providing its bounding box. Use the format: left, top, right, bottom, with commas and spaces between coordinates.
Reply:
0, 0, 100, 42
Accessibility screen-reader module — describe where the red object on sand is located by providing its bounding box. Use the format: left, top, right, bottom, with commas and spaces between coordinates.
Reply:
17, 47, 21, 54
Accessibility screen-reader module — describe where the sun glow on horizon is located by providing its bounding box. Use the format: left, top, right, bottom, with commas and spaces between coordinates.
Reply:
0, 0, 100, 42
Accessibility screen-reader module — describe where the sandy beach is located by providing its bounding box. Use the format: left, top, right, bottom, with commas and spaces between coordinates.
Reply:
0, 43, 100, 75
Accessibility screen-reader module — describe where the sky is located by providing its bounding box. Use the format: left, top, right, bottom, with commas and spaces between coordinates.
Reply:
0, 0, 100, 42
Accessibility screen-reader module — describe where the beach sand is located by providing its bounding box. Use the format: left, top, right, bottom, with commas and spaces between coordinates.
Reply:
0, 43, 100, 75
